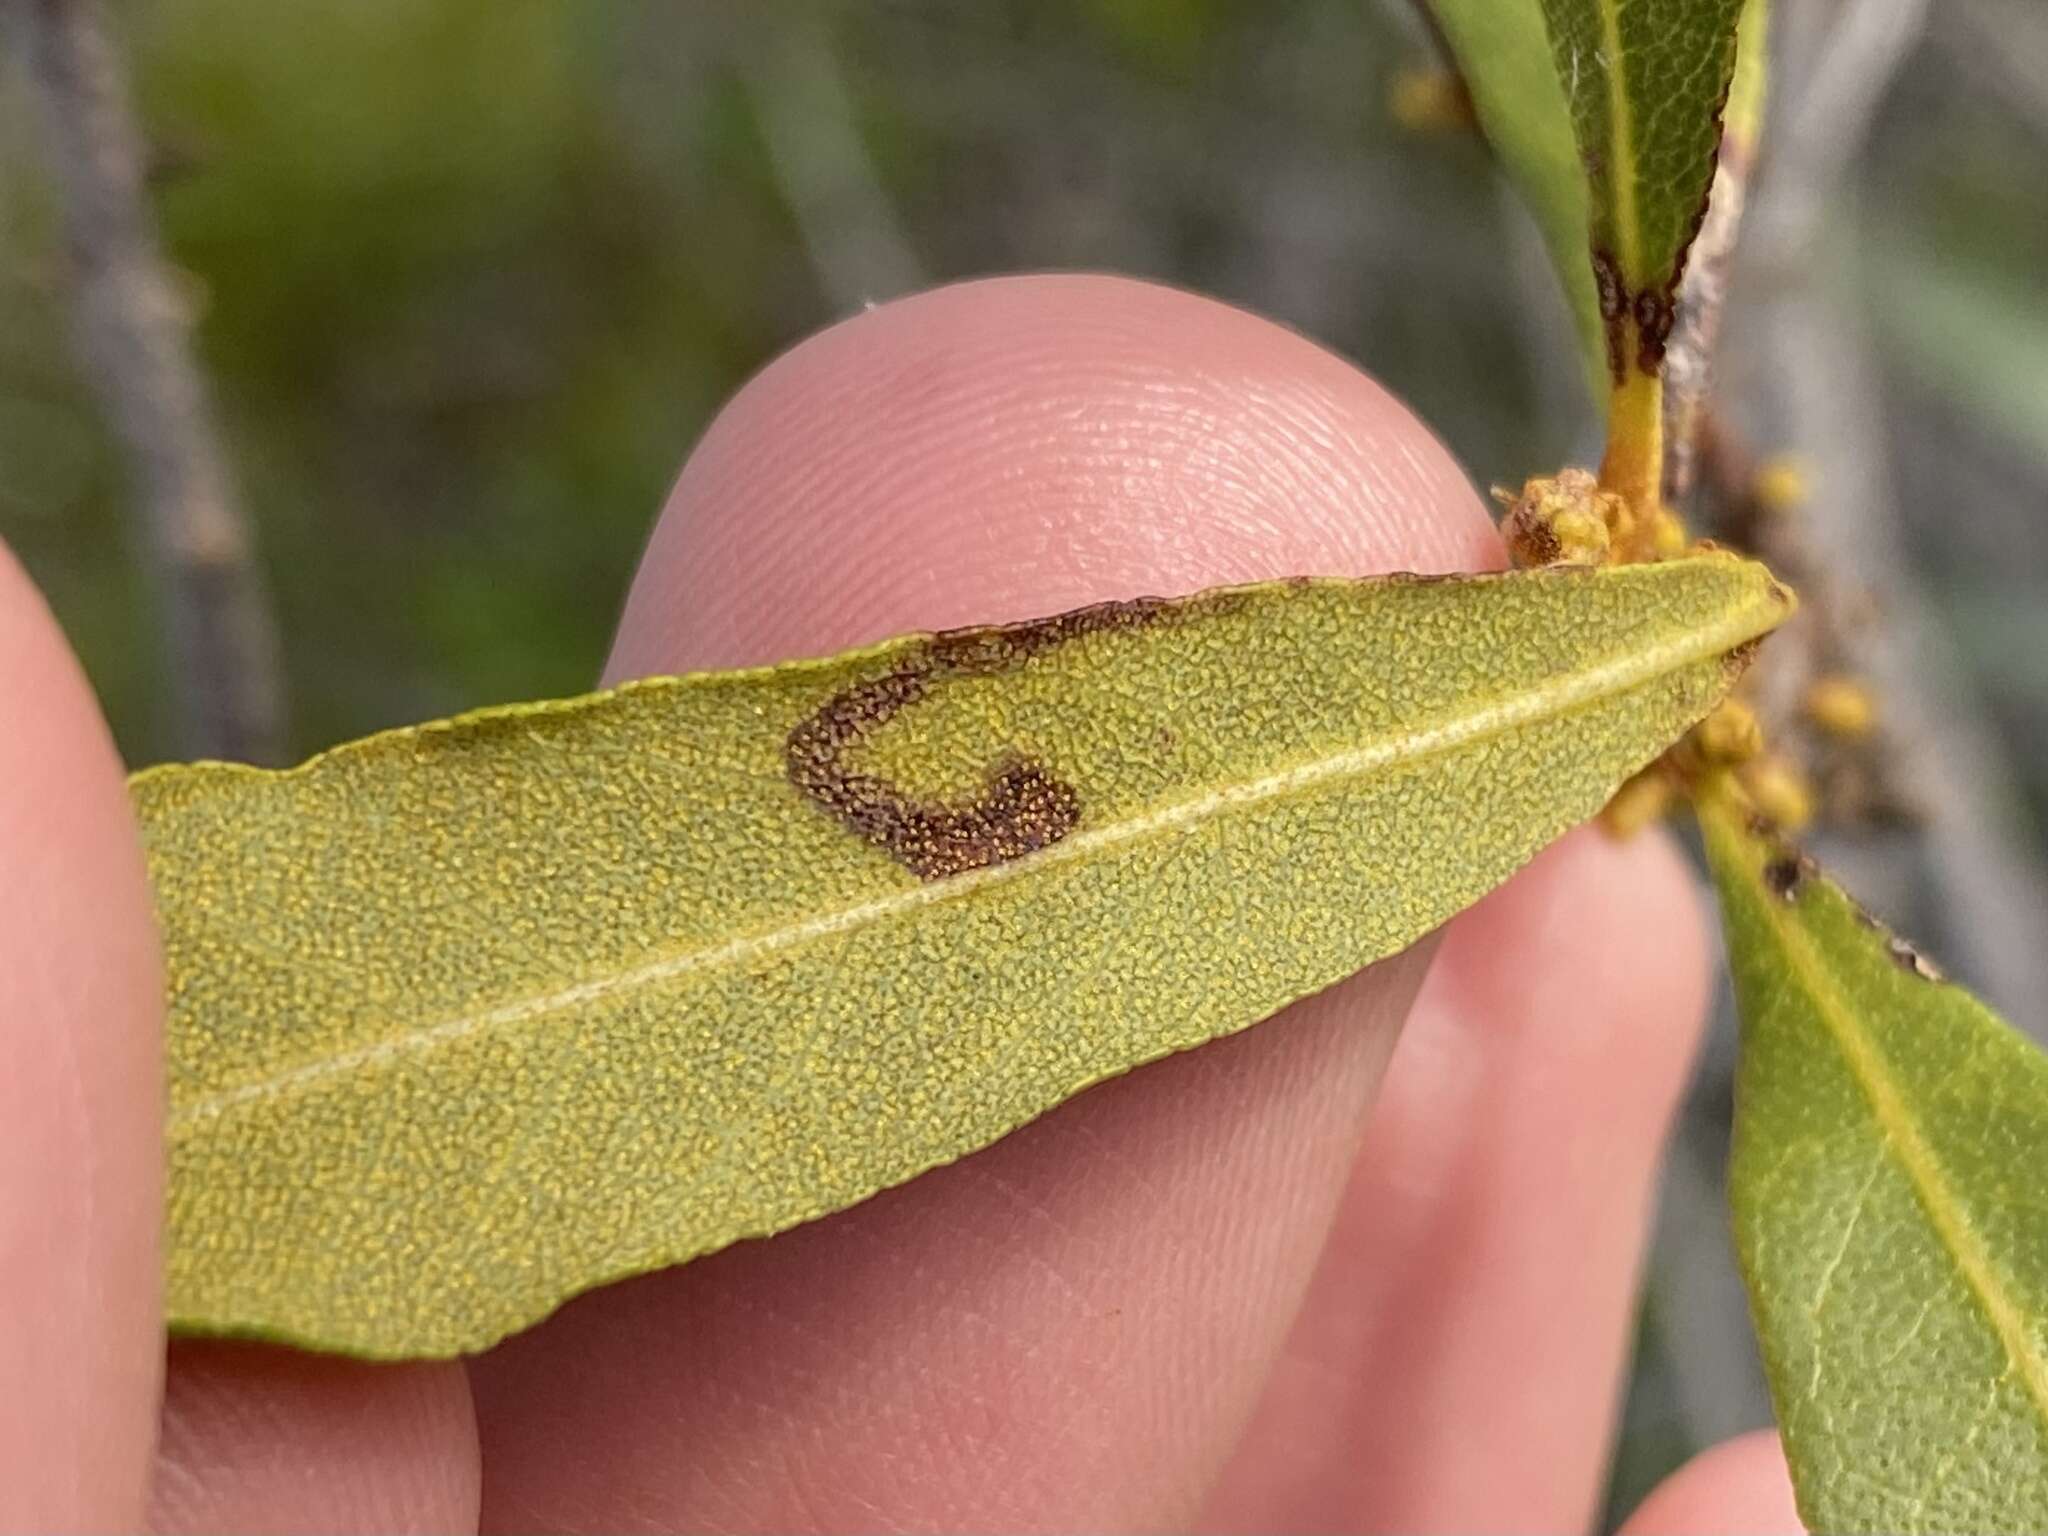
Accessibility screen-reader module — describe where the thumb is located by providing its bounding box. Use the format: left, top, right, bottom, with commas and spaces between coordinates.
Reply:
1618, 1430, 1804, 1535
0, 542, 163, 1533
472, 274, 1496, 1532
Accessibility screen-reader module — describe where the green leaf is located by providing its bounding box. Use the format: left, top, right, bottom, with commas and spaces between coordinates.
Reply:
1424, 0, 1748, 448
143, 556, 1788, 1358
1421, 0, 1605, 407
1537, 0, 1745, 385
1702, 801, 2048, 1534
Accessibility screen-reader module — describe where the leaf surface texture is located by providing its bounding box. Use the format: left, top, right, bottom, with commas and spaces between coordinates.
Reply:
1427, 0, 1744, 392
1539, 0, 1743, 329
1705, 802, 2048, 1533
146, 557, 1786, 1357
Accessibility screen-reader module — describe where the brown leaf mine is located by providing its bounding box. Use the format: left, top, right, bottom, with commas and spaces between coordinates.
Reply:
785, 597, 1178, 880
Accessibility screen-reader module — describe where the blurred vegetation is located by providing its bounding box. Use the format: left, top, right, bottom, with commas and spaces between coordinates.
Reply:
2, 0, 1573, 765
2, 0, 2043, 1507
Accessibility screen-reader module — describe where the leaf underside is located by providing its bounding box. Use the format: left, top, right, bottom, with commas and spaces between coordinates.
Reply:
1704, 803, 2048, 1534
143, 556, 1786, 1358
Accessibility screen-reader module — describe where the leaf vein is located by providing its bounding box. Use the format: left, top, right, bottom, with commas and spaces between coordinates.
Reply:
1758, 875, 2048, 1433
170, 593, 1776, 1136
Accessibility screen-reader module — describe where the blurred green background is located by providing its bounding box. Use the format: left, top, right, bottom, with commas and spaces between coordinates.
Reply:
3, 0, 2043, 1514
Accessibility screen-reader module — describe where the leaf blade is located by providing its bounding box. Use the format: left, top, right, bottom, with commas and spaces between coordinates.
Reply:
1702, 801, 2048, 1533
148, 556, 1788, 1358
1426, 0, 1747, 414
1538, 0, 1745, 375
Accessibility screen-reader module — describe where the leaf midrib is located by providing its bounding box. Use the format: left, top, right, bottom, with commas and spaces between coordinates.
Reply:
1742, 841, 2048, 1429
1596, 0, 1642, 280
170, 591, 1778, 1136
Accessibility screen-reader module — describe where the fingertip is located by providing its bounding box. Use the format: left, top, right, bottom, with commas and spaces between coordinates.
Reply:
1436, 820, 1712, 1130
483, 274, 1502, 1533
1201, 825, 1717, 1532
608, 273, 1496, 679
147, 1344, 479, 1536
1618, 1429, 1803, 1535
0, 542, 164, 1532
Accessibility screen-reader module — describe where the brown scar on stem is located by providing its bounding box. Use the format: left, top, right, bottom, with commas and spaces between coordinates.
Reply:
784, 595, 1184, 881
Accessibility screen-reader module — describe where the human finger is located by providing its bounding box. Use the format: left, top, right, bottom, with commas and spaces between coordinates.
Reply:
0, 542, 164, 1533
1616, 1429, 1803, 1535
146, 1340, 479, 1535
473, 273, 1574, 1533
1198, 825, 1712, 1532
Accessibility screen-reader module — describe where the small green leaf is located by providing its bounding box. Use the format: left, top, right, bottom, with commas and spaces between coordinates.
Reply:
144, 556, 1787, 1358
1703, 800, 2048, 1534
1537, 0, 1745, 384
1422, 0, 1605, 406
1425, 0, 1748, 430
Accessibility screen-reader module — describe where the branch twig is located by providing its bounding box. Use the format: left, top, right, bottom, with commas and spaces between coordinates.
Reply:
4, 0, 286, 762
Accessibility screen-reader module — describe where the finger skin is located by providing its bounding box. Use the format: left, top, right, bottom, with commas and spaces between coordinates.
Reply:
1198, 825, 1713, 1533
601, 274, 1490, 672
1618, 1430, 1803, 1535
471, 273, 1611, 1533
146, 1341, 480, 1535
0, 542, 164, 1532
0, 547, 483, 1535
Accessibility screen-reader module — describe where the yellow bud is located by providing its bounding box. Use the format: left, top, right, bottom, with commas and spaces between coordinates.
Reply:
1601, 768, 1674, 838
1744, 756, 1815, 832
1497, 469, 1617, 568
1552, 506, 1610, 560
1646, 507, 1688, 560
1388, 68, 1477, 135
1804, 675, 1877, 739
1752, 455, 1810, 514
1695, 698, 1763, 766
